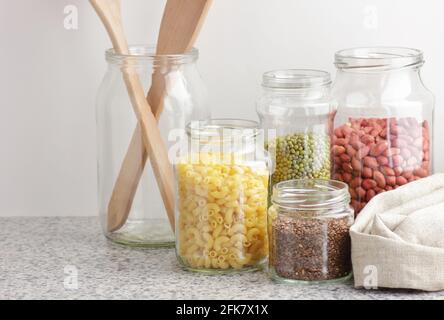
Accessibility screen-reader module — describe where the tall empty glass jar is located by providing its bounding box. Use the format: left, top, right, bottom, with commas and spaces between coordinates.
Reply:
96, 45, 209, 246
176, 119, 269, 273
331, 47, 434, 214
256, 70, 336, 189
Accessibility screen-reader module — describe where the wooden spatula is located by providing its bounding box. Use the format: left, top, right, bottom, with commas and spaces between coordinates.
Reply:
106, 0, 213, 232
90, 0, 176, 231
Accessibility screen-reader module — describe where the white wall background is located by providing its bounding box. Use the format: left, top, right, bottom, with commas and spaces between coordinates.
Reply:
0, 0, 443, 217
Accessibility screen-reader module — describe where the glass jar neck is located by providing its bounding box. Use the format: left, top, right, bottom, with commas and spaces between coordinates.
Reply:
272, 179, 351, 215
336, 65, 422, 78
333, 67, 425, 95
262, 85, 331, 99
332, 65, 427, 106
186, 119, 263, 160
261, 69, 331, 98
106, 45, 198, 68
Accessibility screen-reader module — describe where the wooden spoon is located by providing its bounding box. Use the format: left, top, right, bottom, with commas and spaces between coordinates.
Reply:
90, 0, 175, 231
106, 0, 213, 232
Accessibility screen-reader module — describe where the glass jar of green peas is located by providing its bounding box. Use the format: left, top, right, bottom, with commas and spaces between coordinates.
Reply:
256, 69, 336, 188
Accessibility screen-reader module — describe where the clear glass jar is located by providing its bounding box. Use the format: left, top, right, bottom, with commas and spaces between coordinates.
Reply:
332, 47, 434, 214
96, 45, 209, 247
175, 119, 269, 273
268, 179, 354, 284
256, 70, 336, 190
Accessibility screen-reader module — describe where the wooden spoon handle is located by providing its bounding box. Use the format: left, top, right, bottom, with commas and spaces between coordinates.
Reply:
107, 0, 212, 232
90, 0, 175, 231
122, 72, 175, 222
106, 124, 146, 231
149, 0, 212, 116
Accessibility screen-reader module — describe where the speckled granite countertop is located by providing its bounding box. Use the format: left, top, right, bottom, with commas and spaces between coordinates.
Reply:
1, 217, 443, 300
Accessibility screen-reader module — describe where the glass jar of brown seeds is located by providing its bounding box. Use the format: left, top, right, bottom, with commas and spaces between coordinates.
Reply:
268, 179, 354, 284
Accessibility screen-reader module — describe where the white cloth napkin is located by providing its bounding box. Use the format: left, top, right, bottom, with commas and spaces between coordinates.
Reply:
350, 174, 444, 291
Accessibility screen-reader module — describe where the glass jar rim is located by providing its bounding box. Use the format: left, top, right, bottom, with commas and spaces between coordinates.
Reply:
262, 69, 332, 89
105, 44, 199, 64
272, 179, 350, 212
186, 119, 260, 140
335, 47, 424, 71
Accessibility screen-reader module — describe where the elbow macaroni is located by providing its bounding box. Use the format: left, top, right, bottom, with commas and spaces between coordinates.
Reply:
177, 153, 269, 270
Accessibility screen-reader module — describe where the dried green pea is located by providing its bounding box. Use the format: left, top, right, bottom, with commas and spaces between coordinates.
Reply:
267, 133, 331, 185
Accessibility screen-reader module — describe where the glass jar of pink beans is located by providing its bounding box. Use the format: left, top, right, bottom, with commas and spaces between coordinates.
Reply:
331, 47, 434, 214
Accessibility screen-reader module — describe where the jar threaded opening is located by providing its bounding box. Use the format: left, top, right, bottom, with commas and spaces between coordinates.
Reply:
335, 47, 424, 71
186, 119, 260, 140
272, 179, 351, 212
262, 69, 332, 89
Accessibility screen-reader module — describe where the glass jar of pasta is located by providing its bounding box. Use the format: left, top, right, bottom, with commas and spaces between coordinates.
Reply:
175, 119, 270, 273
268, 179, 354, 284
332, 47, 434, 214
256, 70, 336, 190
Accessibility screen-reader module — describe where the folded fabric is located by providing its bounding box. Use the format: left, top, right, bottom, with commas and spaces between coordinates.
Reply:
350, 174, 444, 291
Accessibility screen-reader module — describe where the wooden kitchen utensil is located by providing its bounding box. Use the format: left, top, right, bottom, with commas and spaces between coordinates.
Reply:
90, 0, 175, 230
106, 0, 213, 232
